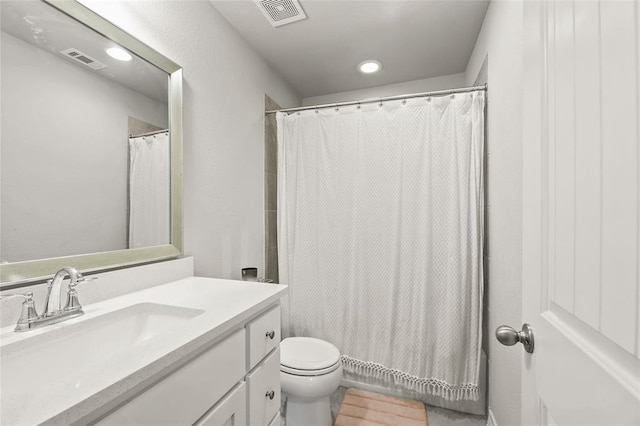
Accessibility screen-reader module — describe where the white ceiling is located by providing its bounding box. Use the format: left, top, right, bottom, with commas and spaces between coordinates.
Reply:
211, 0, 490, 98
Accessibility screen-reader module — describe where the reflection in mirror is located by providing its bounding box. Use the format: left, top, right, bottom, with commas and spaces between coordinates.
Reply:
1, 1, 170, 262
0, 0, 183, 287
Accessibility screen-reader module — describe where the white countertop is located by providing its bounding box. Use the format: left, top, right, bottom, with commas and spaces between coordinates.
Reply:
0, 276, 288, 425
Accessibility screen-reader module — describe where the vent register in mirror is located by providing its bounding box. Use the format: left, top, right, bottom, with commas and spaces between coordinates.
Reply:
60, 48, 107, 70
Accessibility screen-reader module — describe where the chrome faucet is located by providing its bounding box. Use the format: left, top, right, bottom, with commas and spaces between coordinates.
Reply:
43, 266, 81, 316
0, 266, 96, 332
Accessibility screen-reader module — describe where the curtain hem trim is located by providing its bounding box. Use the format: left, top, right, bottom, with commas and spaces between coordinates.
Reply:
341, 355, 480, 402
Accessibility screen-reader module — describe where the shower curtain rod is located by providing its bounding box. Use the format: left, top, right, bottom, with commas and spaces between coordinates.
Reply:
129, 128, 169, 138
265, 84, 487, 115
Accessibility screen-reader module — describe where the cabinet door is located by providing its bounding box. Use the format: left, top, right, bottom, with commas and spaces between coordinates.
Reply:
246, 348, 280, 426
195, 382, 246, 426
97, 329, 245, 425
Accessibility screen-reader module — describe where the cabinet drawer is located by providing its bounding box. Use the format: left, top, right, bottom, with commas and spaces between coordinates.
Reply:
195, 382, 246, 426
246, 306, 280, 370
98, 329, 246, 425
246, 348, 280, 426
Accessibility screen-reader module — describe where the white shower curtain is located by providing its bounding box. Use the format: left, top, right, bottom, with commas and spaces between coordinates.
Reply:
277, 90, 485, 401
128, 131, 170, 248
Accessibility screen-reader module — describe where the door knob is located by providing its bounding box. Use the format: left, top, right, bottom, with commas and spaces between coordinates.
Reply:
495, 323, 534, 354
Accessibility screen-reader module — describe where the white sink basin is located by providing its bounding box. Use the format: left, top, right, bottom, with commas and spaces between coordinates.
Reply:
1, 303, 204, 393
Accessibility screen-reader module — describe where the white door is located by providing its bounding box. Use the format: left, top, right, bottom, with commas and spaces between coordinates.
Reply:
521, 1, 640, 425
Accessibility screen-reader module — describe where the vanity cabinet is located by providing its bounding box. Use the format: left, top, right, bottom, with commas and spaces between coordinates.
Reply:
97, 304, 282, 426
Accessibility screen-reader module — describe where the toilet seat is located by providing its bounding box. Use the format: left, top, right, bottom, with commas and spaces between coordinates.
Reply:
280, 337, 341, 376
281, 359, 341, 376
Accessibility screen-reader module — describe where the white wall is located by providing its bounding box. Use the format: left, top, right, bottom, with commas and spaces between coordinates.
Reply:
464, 2, 524, 425
302, 72, 465, 106
0, 31, 168, 262
77, 0, 300, 280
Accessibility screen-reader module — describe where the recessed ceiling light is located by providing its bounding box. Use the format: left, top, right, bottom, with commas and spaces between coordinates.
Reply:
106, 47, 132, 61
358, 60, 382, 74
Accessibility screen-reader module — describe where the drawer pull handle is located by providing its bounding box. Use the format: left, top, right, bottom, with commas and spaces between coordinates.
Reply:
266, 330, 275, 339
266, 390, 275, 400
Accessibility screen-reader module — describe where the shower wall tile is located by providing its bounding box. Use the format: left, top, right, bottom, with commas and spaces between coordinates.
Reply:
265, 117, 278, 174
266, 172, 277, 212
265, 96, 280, 116
265, 96, 279, 175
128, 116, 164, 136
264, 95, 280, 282
266, 247, 279, 283
266, 210, 277, 249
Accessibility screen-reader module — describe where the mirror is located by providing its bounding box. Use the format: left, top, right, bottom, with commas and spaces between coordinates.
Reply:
1, 0, 183, 287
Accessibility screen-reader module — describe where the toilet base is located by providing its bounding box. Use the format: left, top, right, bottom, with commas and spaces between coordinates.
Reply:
284, 394, 332, 426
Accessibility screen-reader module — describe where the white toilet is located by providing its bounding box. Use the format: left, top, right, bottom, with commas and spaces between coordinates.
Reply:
280, 337, 343, 426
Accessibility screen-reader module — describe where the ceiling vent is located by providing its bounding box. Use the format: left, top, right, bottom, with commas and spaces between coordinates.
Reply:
254, 0, 307, 27
60, 48, 106, 70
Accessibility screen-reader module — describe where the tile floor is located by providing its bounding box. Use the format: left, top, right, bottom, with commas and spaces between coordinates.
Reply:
282, 386, 488, 425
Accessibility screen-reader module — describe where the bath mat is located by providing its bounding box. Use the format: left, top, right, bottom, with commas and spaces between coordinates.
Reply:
334, 388, 427, 426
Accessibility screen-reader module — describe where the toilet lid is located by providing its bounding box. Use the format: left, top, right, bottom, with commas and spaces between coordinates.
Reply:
280, 337, 341, 371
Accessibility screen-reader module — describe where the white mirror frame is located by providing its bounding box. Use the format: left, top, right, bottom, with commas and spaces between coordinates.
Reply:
0, 0, 183, 288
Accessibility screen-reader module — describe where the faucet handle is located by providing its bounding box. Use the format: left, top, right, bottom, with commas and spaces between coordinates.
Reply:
0, 292, 39, 331
64, 276, 97, 312
71, 275, 97, 288
64, 291, 82, 312
0, 291, 33, 302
